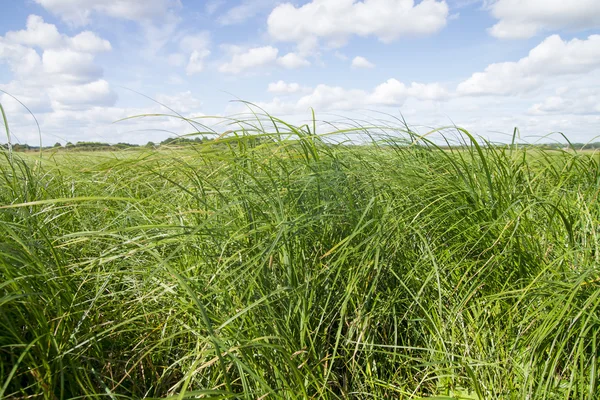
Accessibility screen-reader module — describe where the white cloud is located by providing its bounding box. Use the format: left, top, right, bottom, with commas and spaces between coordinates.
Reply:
179, 32, 210, 53
0, 81, 52, 114
42, 49, 103, 83
0, 14, 116, 123
4, 15, 63, 49
406, 82, 451, 101
368, 80, 404, 105
369, 79, 449, 104
268, 0, 449, 49
3, 15, 111, 53
488, 0, 600, 39
457, 34, 600, 96
267, 80, 306, 94
217, 0, 277, 25
34, 0, 182, 26
177, 32, 211, 75
528, 96, 571, 115
4, 92, 212, 145
0, 40, 43, 78
258, 78, 450, 115
277, 52, 311, 69
529, 86, 600, 116
296, 84, 366, 110
186, 49, 211, 75
5, 1, 599, 146
68, 31, 112, 52
219, 46, 279, 74
218, 47, 309, 74
351, 56, 375, 69
220, 44, 243, 54
137, 13, 181, 58
217, 2, 255, 25
48, 79, 117, 110
155, 91, 203, 114
1, 16, 110, 85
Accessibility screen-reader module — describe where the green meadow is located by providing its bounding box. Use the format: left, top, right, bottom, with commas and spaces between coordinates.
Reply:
1, 111, 599, 399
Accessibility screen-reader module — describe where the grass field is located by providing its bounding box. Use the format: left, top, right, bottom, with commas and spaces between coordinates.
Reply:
1, 112, 599, 399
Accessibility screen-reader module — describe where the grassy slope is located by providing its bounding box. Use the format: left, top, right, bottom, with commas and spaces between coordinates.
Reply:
1, 119, 599, 399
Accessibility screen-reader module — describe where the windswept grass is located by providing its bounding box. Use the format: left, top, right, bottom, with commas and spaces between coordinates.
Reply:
1, 110, 599, 399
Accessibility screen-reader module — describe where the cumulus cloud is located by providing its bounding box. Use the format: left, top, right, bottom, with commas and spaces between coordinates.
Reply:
267, 80, 307, 94
4, 89, 209, 145
69, 31, 112, 52
155, 91, 203, 114
48, 79, 117, 110
33, 0, 181, 26
457, 34, 600, 96
0, 14, 116, 118
0, 17, 110, 85
351, 56, 375, 69
488, 0, 600, 39
219, 46, 279, 74
4, 15, 63, 49
3, 15, 110, 52
529, 86, 600, 116
0, 81, 52, 114
42, 49, 103, 83
0, 40, 43, 78
296, 84, 367, 110
136, 12, 181, 58
528, 96, 571, 115
277, 52, 310, 69
177, 32, 211, 75
370, 79, 449, 104
268, 0, 449, 50
258, 78, 450, 115
186, 49, 211, 75
218, 46, 311, 75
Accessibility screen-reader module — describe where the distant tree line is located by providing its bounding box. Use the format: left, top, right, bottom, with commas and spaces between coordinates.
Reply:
1, 136, 216, 152
532, 142, 600, 150
4, 138, 600, 152
432, 142, 600, 151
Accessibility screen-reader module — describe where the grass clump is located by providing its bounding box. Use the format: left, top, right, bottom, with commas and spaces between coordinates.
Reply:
0, 109, 599, 399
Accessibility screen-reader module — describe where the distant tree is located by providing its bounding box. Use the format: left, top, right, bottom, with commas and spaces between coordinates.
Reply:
54, 142, 62, 148
112, 142, 138, 149
76, 141, 110, 148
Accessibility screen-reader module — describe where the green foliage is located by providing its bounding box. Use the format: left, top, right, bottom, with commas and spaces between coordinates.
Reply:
1, 136, 220, 152
0, 111, 599, 399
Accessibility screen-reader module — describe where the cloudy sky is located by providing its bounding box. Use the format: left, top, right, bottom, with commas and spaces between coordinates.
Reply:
1, 0, 599, 145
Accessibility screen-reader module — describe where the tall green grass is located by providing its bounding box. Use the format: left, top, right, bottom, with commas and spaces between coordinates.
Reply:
1, 109, 599, 399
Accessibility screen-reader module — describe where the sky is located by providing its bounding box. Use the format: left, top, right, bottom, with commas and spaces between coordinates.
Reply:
0, 0, 599, 145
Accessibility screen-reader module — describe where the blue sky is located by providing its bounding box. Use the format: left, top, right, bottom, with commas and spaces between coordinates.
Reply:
1, 0, 599, 145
